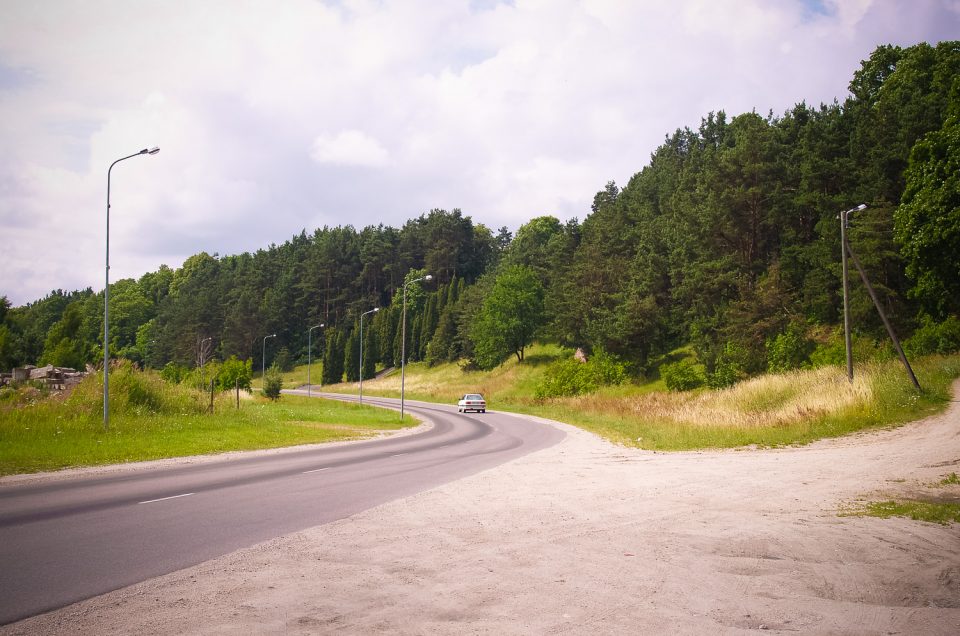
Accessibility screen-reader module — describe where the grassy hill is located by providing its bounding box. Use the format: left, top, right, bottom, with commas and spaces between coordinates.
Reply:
295, 344, 960, 450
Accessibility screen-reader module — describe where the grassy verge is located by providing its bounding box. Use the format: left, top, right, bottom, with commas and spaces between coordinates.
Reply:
0, 364, 416, 476
315, 346, 960, 451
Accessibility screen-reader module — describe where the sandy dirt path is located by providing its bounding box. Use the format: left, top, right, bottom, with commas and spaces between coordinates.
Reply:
4, 386, 960, 635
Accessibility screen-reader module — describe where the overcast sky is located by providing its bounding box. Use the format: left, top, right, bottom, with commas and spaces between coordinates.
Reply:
1, 0, 958, 307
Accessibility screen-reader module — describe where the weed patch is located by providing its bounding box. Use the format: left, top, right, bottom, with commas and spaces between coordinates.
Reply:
844, 500, 960, 525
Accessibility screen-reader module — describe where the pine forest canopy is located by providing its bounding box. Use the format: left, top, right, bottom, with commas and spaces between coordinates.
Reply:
1, 41, 958, 381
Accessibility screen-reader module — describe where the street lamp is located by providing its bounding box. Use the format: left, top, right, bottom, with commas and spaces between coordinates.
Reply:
262, 333, 276, 382
104, 146, 159, 431
401, 274, 432, 420
840, 204, 866, 383
307, 323, 324, 398
359, 308, 379, 404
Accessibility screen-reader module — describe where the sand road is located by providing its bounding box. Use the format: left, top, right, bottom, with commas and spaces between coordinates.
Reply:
4, 384, 960, 635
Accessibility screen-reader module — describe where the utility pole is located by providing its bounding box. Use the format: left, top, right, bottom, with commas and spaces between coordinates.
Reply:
841, 204, 920, 391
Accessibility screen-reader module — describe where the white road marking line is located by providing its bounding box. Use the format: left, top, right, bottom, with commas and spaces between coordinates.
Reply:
390, 453, 407, 457
302, 468, 330, 474
139, 493, 194, 505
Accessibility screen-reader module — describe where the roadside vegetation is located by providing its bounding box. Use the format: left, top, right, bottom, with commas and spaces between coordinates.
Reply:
0, 362, 416, 476
847, 500, 960, 525
309, 343, 960, 451
841, 470, 960, 526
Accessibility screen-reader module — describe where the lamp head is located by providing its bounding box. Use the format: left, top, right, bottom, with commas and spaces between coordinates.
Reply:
147, 147, 160, 155
424, 274, 433, 282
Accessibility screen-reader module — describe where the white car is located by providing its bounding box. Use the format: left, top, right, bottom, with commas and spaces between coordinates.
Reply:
457, 393, 486, 413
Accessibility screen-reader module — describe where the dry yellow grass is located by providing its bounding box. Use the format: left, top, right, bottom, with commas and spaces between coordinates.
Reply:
555, 366, 865, 430
623, 367, 873, 429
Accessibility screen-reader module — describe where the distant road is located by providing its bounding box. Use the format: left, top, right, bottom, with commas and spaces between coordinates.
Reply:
0, 395, 564, 625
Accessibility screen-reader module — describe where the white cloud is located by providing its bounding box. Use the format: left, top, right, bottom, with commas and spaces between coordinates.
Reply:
311, 130, 390, 167
0, 0, 958, 305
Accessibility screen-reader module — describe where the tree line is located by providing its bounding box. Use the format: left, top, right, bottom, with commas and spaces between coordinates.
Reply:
1, 41, 958, 385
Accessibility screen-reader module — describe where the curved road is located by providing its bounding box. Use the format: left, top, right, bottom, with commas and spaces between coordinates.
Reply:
0, 395, 564, 625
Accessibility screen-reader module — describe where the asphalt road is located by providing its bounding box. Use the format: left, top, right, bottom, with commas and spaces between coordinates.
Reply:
0, 394, 564, 625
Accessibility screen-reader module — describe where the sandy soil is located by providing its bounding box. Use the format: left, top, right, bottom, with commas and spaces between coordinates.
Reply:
4, 387, 960, 635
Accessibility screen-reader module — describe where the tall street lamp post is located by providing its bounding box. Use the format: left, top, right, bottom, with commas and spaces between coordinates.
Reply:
401, 274, 432, 420
104, 146, 159, 431
307, 323, 324, 398
359, 308, 379, 405
262, 333, 276, 383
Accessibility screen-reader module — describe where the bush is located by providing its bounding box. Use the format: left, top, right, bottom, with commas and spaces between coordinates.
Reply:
159, 361, 188, 384
661, 358, 706, 392
707, 342, 749, 389
766, 324, 814, 372
534, 348, 627, 399
262, 363, 283, 400
905, 315, 960, 357
217, 356, 253, 391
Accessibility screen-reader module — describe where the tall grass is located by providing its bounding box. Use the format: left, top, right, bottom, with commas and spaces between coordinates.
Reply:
0, 361, 416, 476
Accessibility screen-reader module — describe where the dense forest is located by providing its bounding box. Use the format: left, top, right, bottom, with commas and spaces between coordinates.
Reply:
1, 41, 958, 387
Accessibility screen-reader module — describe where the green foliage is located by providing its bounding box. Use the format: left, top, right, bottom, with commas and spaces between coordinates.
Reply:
661, 358, 707, 392
896, 115, 960, 316
40, 302, 90, 369
274, 347, 293, 373
322, 328, 345, 385
469, 265, 545, 370
904, 315, 960, 356
262, 363, 283, 400
217, 355, 253, 391
534, 348, 627, 399
362, 323, 378, 380
766, 323, 814, 372
708, 342, 750, 389
159, 361, 188, 384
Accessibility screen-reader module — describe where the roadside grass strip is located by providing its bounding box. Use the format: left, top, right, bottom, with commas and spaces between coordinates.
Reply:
0, 365, 417, 476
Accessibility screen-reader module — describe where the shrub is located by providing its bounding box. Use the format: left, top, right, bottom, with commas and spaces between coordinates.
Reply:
766, 324, 814, 372
707, 342, 749, 389
159, 362, 188, 384
534, 348, 627, 399
905, 315, 960, 357
661, 358, 706, 392
217, 356, 253, 391
262, 364, 283, 400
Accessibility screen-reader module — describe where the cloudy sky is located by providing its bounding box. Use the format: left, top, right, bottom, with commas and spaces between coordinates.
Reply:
1, 0, 958, 306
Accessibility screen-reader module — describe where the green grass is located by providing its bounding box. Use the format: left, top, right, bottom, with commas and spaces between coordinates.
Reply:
0, 362, 416, 476
320, 347, 960, 451
940, 472, 960, 486
846, 500, 960, 525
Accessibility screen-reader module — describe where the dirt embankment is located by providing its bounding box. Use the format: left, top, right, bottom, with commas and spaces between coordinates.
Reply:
5, 386, 960, 635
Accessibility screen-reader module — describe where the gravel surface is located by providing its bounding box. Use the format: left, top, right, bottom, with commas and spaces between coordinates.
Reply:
4, 387, 960, 635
